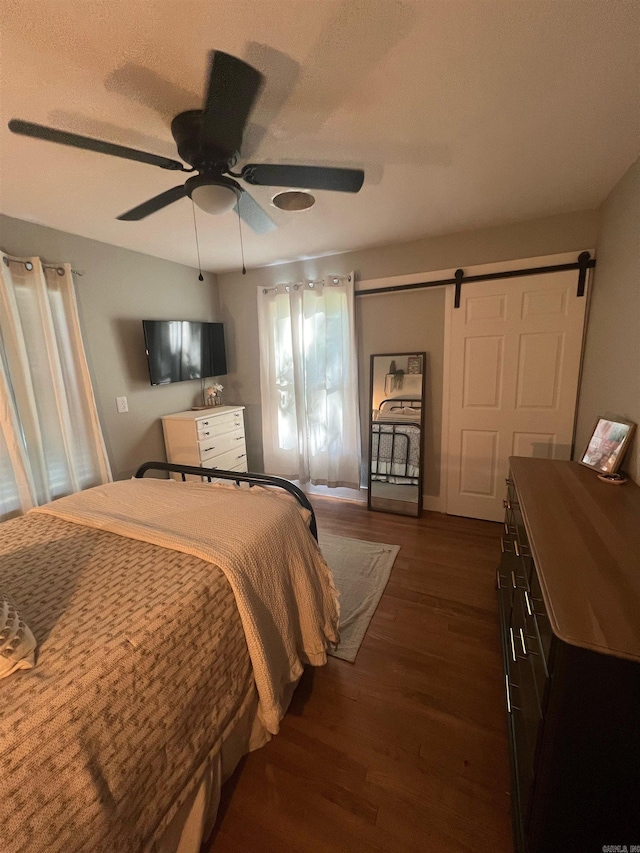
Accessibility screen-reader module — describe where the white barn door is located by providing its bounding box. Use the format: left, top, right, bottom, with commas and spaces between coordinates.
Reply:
445, 269, 588, 521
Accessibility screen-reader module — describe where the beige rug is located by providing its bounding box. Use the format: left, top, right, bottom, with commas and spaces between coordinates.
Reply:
319, 532, 400, 662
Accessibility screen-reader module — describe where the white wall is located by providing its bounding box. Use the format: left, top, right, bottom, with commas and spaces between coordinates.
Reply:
575, 157, 640, 483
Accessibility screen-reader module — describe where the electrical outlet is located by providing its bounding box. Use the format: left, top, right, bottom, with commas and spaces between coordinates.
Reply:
116, 396, 128, 413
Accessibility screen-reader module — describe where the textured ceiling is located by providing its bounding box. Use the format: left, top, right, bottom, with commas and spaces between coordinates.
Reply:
1, 0, 638, 273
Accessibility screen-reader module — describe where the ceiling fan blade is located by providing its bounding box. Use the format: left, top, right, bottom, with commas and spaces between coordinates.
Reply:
201, 52, 263, 157
235, 190, 277, 234
240, 164, 364, 193
8, 119, 188, 171
117, 184, 188, 220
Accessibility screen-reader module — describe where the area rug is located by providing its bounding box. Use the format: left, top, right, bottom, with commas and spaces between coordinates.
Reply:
318, 532, 400, 662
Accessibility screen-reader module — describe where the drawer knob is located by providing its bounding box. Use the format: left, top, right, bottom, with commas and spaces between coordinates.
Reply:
237, 453, 246, 459
514, 541, 520, 557
235, 436, 244, 441
201, 421, 209, 426
511, 571, 517, 589
203, 446, 215, 453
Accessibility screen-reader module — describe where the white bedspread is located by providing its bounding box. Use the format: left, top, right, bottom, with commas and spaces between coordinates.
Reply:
35, 478, 339, 735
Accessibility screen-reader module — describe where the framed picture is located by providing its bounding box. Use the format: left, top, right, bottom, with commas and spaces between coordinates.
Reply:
579, 417, 636, 474
407, 355, 422, 375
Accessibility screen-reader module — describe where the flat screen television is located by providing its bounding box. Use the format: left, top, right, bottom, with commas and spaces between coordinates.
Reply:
142, 320, 227, 386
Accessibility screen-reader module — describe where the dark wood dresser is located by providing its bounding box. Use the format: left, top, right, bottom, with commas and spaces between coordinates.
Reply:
497, 458, 640, 853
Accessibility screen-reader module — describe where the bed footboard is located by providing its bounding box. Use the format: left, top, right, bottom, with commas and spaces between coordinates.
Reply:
371, 423, 420, 484
134, 461, 318, 540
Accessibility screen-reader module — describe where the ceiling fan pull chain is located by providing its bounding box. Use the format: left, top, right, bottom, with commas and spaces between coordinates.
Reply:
191, 199, 204, 281
237, 200, 247, 275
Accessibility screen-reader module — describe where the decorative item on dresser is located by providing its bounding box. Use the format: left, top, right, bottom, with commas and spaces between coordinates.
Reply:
497, 457, 640, 853
162, 406, 247, 479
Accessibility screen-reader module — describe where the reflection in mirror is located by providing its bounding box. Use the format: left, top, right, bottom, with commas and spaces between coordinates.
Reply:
368, 352, 426, 517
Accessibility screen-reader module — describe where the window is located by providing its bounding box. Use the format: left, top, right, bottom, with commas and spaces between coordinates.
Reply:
257, 275, 360, 489
0, 255, 111, 520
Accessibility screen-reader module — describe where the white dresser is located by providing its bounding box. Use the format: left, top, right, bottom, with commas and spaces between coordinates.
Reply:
161, 406, 247, 480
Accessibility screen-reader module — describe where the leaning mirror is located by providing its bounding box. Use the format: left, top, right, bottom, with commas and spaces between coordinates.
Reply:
368, 352, 426, 517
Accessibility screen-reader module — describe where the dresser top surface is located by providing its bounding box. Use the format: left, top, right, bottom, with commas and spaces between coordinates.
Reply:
162, 406, 244, 422
509, 457, 640, 662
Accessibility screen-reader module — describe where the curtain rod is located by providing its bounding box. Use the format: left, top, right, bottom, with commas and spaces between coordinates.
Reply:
356, 253, 595, 304
2, 256, 84, 276
262, 273, 352, 295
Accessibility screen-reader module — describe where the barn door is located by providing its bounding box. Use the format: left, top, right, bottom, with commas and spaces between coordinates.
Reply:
445, 269, 588, 521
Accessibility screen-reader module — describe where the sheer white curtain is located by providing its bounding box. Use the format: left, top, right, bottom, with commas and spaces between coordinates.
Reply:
0, 253, 111, 521
257, 273, 360, 489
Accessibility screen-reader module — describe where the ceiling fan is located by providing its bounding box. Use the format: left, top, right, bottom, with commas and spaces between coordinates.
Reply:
8, 51, 365, 232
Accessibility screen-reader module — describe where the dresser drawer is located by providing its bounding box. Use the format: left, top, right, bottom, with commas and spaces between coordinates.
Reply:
523, 606, 550, 710
510, 595, 543, 805
195, 416, 216, 432
509, 667, 538, 824
497, 548, 518, 624
196, 424, 216, 440
197, 410, 243, 438
201, 446, 247, 472
198, 428, 245, 461
528, 565, 553, 663
500, 538, 529, 594
512, 587, 548, 712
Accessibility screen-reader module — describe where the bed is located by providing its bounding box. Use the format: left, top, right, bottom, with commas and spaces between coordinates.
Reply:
0, 462, 338, 853
371, 396, 422, 484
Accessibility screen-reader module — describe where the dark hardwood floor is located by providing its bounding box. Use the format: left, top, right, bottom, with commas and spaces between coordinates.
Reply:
208, 498, 513, 853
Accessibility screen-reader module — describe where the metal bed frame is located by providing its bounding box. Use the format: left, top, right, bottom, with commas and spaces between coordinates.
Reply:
134, 461, 318, 541
378, 396, 422, 412
371, 397, 422, 484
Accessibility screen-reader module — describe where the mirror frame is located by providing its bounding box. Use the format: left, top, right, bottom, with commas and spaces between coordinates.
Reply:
367, 351, 427, 517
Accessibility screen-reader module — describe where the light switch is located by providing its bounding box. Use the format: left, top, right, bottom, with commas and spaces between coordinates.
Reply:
116, 396, 128, 413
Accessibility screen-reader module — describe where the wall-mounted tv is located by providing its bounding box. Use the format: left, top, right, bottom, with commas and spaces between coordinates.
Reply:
142, 320, 227, 386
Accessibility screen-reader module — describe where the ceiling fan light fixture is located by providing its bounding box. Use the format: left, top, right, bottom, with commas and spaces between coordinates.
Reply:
190, 182, 238, 215
271, 190, 315, 212
8, 51, 365, 227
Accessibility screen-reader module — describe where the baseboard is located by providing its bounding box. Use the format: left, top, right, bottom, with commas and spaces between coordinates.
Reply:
297, 482, 367, 503
293, 482, 444, 511
423, 493, 446, 513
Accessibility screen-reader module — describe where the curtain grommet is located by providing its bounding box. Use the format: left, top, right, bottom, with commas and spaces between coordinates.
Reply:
24, 262, 33, 271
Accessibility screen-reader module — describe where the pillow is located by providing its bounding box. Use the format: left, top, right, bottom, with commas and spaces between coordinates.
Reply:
0, 593, 36, 679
